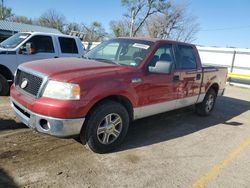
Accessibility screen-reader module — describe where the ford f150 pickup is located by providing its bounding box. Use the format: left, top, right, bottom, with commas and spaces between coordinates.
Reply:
10, 38, 227, 153
0, 32, 85, 95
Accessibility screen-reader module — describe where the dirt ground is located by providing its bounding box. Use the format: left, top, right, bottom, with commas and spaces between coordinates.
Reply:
0, 85, 250, 188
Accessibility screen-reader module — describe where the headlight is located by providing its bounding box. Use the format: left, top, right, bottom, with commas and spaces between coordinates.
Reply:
43, 80, 80, 100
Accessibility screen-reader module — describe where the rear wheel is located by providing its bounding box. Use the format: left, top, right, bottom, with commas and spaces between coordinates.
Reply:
195, 88, 217, 116
80, 101, 129, 153
0, 74, 9, 96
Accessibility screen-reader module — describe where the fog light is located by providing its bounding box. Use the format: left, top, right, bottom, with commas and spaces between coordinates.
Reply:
39, 119, 50, 131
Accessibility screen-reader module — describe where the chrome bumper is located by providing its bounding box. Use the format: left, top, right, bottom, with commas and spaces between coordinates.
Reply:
10, 98, 85, 138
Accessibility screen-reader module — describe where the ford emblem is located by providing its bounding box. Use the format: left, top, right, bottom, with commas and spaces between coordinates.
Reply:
20, 78, 28, 89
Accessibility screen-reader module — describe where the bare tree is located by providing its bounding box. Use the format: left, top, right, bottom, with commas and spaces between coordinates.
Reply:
0, 3, 14, 20
37, 9, 66, 32
145, 3, 199, 42
122, 0, 171, 36
10, 16, 33, 24
64, 22, 82, 35
82, 22, 107, 42
110, 20, 130, 37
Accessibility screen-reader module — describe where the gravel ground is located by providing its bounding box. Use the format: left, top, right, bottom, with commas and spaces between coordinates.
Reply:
0, 85, 250, 188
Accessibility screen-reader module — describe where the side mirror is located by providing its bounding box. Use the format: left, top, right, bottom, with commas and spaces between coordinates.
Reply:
148, 61, 173, 74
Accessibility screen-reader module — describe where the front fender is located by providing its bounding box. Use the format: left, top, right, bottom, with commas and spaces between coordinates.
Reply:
78, 79, 138, 116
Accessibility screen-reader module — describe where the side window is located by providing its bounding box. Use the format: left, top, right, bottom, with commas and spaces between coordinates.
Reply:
176, 45, 197, 69
25, 35, 54, 53
59, 37, 78, 54
148, 44, 174, 67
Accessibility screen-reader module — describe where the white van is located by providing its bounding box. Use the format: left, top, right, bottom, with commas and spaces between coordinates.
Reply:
0, 32, 85, 95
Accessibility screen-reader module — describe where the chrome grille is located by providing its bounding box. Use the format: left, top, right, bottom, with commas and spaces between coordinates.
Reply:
15, 69, 44, 97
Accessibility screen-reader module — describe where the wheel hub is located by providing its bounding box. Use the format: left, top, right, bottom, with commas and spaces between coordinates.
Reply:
106, 124, 115, 134
97, 113, 123, 145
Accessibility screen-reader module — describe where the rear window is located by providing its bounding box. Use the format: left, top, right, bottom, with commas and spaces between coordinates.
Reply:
59, 37, 78, 54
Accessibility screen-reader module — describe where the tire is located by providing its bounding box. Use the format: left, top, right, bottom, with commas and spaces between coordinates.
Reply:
195, 88, 217, 116
0, 74, 9, 96
80, 101, 130, 153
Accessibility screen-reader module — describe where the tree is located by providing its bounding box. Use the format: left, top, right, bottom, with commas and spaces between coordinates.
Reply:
110, 20, 130, 37
64, 22, 82, 35
10, 16, 33, 24
121, 0, 171, 37
0, 4, 14, 20
37, 9, 66, 32
82, 22, 107, 42
145, 3, 199, 42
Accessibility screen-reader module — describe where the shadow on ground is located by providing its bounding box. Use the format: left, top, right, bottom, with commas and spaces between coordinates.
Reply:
117, 96, 250, 152
0, 120, 26, 131
0, 168, 18, 188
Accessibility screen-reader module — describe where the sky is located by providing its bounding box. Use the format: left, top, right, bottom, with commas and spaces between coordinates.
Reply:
4, 0, 250, 48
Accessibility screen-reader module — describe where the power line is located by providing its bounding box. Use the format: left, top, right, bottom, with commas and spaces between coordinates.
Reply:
200, 25, 250, 32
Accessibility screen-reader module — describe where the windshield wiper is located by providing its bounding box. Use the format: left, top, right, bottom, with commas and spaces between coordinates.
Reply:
0, 44, 5, 48
89, 58, 120, 65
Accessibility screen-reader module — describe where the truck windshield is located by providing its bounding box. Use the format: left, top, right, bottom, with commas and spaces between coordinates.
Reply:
0, 33, 30, 49
85, 39, 154, 67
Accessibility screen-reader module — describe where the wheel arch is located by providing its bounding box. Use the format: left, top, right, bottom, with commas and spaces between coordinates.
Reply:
0, 65, 14, 81
86, 95, 134, 122
208, 83, 219, 95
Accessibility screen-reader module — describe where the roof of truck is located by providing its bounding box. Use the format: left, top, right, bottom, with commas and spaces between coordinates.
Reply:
117, 37, 194, 46
22, 31, 77, 38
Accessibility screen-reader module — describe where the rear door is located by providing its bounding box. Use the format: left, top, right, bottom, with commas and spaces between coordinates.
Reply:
174, 44, 202, 107
57, 37, 80, 57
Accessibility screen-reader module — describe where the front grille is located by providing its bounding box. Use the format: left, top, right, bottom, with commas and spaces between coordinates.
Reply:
15, 69, 44, 97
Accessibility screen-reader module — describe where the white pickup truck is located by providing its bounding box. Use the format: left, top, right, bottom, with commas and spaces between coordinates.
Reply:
0, 32, 85, 95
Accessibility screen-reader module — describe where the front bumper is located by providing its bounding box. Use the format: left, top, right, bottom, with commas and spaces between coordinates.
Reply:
10, 98, 85, 138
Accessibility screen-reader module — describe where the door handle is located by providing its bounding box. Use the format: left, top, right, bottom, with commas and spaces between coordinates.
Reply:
173, 75, 180, 81
196, 73, 201, 80
54, 56, 59, 58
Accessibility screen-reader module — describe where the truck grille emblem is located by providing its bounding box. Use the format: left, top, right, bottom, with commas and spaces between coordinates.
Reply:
20, 78, 28, 89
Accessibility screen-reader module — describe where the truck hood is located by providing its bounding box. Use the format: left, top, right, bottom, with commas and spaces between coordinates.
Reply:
21, 57, 134, 83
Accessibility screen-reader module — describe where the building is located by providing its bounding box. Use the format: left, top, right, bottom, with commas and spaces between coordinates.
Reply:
0, 20, 61, 42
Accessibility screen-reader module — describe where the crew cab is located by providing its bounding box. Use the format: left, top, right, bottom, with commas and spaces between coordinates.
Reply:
10, 38, 227, 153
0, 32, 85, 95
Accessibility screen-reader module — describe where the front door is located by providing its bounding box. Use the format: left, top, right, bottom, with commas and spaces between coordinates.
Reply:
17, 35, 58, 65
134, 44, 178, 118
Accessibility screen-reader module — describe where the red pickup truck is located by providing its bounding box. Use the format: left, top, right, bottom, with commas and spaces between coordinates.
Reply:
10, 38, 227, 153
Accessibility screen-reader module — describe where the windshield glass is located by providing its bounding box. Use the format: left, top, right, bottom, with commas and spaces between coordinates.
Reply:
0, 33, 30, 49
85, 39, 154, 67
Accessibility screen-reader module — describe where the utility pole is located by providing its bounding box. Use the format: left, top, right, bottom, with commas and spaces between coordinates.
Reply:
129, 9, 135, 37
1, 0, 4, 20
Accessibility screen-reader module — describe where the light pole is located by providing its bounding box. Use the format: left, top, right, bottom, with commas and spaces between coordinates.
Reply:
129, 8, 135, 37
1, 0, 4, 20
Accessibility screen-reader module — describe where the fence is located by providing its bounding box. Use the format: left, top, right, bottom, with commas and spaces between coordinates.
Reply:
197, 46, 250, 84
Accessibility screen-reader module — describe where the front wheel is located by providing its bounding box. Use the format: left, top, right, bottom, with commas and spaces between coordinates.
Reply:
80, 101, 129, 153
195, 89, 217, 116
0, 74, 9, 96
